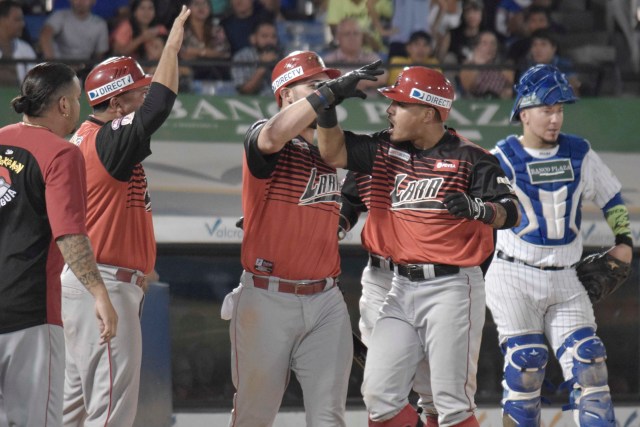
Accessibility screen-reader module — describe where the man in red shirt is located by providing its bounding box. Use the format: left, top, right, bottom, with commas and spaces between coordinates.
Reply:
61, 7, 190, 427
0, 62, 116, 427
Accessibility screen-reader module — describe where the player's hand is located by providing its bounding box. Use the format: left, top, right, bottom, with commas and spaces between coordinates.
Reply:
317, 60, 384, 105
165, 5, 191, 52
443, 192, 495, 224
94, 291, 118, 344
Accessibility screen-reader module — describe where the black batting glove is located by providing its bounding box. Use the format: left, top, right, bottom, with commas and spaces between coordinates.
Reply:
320, 60, 384, 104
443, 193, 496, 224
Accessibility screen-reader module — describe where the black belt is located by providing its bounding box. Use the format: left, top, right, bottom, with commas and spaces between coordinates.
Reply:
496, 251, 572, 271
395, 263, 460, 281
369, 254, 394, 270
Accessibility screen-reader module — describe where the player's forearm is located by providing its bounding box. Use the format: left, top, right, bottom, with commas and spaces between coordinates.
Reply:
317, 125, 348, 168
488, 202, 515, 229
56, 234, 108, 297
257, 100, 317, 154
152, 6, 190, 94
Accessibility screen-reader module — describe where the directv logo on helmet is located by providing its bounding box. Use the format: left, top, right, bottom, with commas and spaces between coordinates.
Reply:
272, 66, 304, 92
409, 88, 452, 109
88, 75, 134, 101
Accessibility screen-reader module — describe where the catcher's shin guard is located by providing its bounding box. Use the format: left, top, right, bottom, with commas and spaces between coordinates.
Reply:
557, 328, 615, 427
501, 334, 548, 427
368, 404, 424, 427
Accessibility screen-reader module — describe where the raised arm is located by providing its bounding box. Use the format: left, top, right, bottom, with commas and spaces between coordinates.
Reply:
152, 5, 191, 94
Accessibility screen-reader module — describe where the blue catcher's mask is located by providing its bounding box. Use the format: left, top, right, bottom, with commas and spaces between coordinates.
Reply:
510, 64, 578, 122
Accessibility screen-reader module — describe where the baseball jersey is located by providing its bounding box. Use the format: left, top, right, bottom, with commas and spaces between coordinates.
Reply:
341, 171, 391, 258
0, 123, 87, 333
71, 82, 176, 274
492, 133, 622, 266
345, 128, 515, 266
241, 120, 341, 280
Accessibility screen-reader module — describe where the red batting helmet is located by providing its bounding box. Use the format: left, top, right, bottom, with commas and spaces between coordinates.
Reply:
271, 51, 340, 107
378, 67, 455, 121
84, 56, 152, 107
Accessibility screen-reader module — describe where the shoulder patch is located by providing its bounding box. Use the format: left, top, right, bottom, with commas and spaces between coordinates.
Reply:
111, 112, 136, 130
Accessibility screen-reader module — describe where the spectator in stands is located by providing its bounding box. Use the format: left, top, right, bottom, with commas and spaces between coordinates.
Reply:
323, 17, 388, 94
387, 0, 459, 58
494, 0, 531, 42
429, 0, 462, 60
50, 0, 129, 23
458, 30, 514, 99
506, 6, 551, 66
522, 29, 581, 94
325, 0, 390, 53
180, 0, 231, 80
221, 0, 274, 55
448, 0, 487, 64
231, 20, 280, 95
111, 0, 168, 59
387, 30, 439, 85
39, 0, 109, 60
0, 1, 36, 86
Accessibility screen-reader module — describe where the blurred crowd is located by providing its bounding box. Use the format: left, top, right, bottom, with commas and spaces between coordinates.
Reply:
0, 0, 617, 97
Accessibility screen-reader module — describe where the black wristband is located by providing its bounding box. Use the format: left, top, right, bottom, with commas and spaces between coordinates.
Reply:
317, 106, 338, 128
306, 86, 336, 113
615, 234, 633, 248
497, 197, 519, 229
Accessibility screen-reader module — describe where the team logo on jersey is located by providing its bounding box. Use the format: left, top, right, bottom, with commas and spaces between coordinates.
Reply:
388, 147, 410, 162
299, 168, 341, 205
70, 134, 84, 146
255, 258, 274, 274
391, 174, 444, 209
112, 112, 136, 130
527, 159, 574, 184
433, 159, 459, 172
0, 166, 17, 208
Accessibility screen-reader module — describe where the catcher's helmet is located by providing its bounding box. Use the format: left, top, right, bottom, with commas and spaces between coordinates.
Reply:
84, 56, 152, 107
271, 51, 340, 107
510, 64, 577, 122
378, 67, 454, 121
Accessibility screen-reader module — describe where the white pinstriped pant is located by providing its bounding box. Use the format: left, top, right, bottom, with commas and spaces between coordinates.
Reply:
485, 257, 597, 380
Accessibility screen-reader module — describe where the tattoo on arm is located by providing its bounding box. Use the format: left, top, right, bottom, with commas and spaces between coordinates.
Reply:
56, 234, 104, 292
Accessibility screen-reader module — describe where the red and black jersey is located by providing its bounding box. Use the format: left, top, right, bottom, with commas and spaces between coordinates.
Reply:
345, 128, 515, 266
241, 120, 341, 280
71, 82, 176, 274
0, 123, 88, 334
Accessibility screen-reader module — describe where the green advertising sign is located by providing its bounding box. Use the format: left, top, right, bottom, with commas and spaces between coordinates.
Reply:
0, 88, 637, 151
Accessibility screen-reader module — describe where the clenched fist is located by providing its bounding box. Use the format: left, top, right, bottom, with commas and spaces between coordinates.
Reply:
443, 192, 495, 224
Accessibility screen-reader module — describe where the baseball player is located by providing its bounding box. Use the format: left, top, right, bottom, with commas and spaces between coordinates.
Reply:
484, 64, 633, 427
312, 65, 521, 427
0, 63, 117, 427
340, 171, 439, 425
60, 7, 190, 427
222, 50, 355, 427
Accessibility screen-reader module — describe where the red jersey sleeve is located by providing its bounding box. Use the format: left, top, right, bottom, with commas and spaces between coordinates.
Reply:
45, 145, 88, 240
